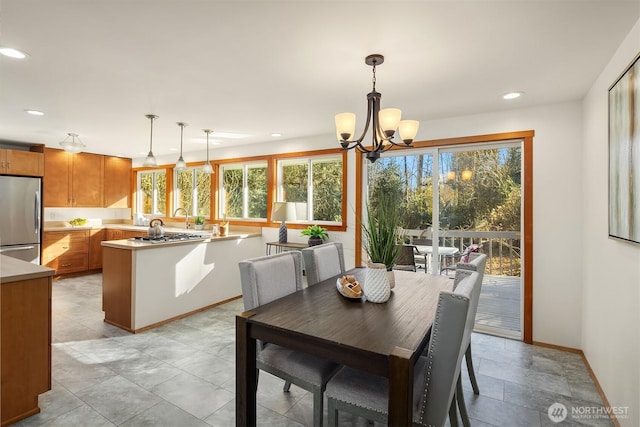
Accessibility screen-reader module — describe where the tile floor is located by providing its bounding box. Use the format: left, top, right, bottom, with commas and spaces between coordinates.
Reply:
15, 273, 613, 426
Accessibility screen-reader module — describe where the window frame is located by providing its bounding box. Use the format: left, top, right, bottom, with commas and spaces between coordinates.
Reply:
276, 153, 344, 226
173, 166, 213, 219
132, 148, 347, 232
219, 160, 269, 222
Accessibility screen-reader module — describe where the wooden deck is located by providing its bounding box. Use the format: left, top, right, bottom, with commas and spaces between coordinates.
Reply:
475, 274, 521, 338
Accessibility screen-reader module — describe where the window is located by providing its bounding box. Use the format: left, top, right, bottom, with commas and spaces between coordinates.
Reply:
277, 155, 343, 224
220, 162, 268, 220
138, 170, 166, 215
175, 167, 211, 217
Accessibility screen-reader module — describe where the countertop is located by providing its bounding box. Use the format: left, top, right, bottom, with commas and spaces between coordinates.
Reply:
101, 232, 261, 250
43, 224, 208, 233
0, 255, 55, 283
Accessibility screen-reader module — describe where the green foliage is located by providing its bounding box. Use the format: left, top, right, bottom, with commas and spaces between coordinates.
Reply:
194, 216, 205, 225
362, 193, 401, 270
281, 158, 342, 222
368, 147, 521, 232
301, 224, 328, 240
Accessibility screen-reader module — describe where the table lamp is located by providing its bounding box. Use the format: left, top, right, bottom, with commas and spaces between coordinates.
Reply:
271, 202, 297, 243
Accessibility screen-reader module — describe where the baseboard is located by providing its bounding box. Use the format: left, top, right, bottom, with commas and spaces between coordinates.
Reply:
533, 341, 619, 426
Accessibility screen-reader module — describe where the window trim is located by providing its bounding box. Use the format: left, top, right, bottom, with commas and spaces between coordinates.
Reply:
132, 148, 347, 232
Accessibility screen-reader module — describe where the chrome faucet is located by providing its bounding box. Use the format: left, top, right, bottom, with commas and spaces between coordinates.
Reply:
173, 207, 190, 229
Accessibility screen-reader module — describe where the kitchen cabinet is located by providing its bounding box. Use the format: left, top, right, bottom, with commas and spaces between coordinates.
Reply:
42, 230, 89, 275
89, 229, 106, 270
103, 156, 132, 208
106, 229, 145, 241
1, 256, 52, 426
43, 148, 104, 207
0, 148, 44, 176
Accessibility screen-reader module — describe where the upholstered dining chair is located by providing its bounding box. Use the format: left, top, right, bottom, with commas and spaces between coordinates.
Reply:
239, 251, 340, 426
450, 253, 487, 427
324, 271, 479, 427
301, 242, 346, 287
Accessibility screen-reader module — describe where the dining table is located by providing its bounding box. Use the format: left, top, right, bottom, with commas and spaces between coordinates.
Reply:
414, 245, 460, 273
235, 268, 453, 426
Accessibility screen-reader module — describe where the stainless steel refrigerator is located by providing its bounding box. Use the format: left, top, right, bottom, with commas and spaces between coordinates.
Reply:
0, 175, 41, 264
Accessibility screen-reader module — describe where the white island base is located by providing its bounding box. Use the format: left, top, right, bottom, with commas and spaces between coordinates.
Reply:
102, 233, 261, 333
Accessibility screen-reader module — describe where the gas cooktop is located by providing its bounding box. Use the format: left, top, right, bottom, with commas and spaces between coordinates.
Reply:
132, 233, 210, 244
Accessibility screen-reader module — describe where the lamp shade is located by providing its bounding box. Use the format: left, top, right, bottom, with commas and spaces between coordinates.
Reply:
271, 202, 297, 222
335, 112, 356, 141
398, 120, 419, 143
379, 108, 402, 137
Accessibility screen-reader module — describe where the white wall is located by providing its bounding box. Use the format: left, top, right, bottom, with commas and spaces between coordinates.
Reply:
141, 101, 587, 348
582, 18, 640, 425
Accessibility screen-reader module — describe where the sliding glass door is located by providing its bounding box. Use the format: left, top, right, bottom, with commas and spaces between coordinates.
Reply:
366, 141, 523, 338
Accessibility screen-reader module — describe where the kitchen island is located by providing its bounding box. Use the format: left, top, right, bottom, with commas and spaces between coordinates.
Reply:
101, 230, 262, 333
0, 255, 54, 426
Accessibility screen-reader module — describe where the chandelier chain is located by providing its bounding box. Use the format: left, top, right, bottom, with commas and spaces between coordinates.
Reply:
372, 63, 377, 91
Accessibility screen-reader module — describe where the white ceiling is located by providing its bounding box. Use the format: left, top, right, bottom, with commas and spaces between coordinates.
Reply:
1, 0, 638, 159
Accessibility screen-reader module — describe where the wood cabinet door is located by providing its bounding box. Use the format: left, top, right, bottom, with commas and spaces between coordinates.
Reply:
43, 148, 71, 207
5, 150, 44, 177
42, 230, 89, 274
103, 156, 131, 208
0, 150, 6, 173
72, 153, 103, 207
89, 229, 106, 270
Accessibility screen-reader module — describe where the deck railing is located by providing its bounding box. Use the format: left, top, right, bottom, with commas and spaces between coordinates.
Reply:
439, 230, 521, 276
402, 228, 521, 276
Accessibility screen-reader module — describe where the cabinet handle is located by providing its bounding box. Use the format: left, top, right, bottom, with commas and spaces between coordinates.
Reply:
61, 263, 72, 267
62, 246, 69, 249
6, 161, 11, 169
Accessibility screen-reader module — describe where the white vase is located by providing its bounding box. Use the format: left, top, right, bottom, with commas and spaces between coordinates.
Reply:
365, 262, 391, 303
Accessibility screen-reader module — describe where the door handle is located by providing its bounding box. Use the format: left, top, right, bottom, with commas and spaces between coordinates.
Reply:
0, 246, 35, 252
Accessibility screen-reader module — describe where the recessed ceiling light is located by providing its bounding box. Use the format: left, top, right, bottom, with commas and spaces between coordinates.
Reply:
271, 133, 282, 137
139, 151, 148, 155
24, 109, 44, 116
0, 46, 28, 59
503, 91, 524, 100
169, 147, 178, 151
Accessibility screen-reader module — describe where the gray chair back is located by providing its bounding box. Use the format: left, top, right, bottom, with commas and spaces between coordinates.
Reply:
417, 271, 478, 426
301, 242, 345, 286
455, 253, 487, 339
239, 251, 303, 311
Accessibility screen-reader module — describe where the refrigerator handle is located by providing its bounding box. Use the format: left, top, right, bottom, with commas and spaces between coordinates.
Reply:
35, 191, 41, 234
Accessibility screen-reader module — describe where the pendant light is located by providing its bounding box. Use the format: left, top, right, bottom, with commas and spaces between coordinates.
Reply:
202, 129, 214, 174
143, 114, 158, 167
175, 122, 187, 171
59, 132, 86, 153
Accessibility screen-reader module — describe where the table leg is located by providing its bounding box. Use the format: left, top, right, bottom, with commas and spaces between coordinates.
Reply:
388, 347, 413, 427
236, 313, 257, 427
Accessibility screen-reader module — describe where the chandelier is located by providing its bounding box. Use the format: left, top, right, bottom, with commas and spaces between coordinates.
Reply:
335, 54, 419, 162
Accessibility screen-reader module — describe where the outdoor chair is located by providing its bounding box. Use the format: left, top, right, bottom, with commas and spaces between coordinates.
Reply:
301, 242, 346, 287
325, 271, 480, 427
392, 244, 418, 272
441, 244, 481, 275
239, 251, 340, 426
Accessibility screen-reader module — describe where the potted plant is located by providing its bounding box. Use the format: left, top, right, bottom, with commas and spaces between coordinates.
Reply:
194, 216, 205, 230
361, 193, 402, 302
301, 224, 328, 246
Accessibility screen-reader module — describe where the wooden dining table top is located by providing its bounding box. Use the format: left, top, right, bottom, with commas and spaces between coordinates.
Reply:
244, 268, 453, 376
